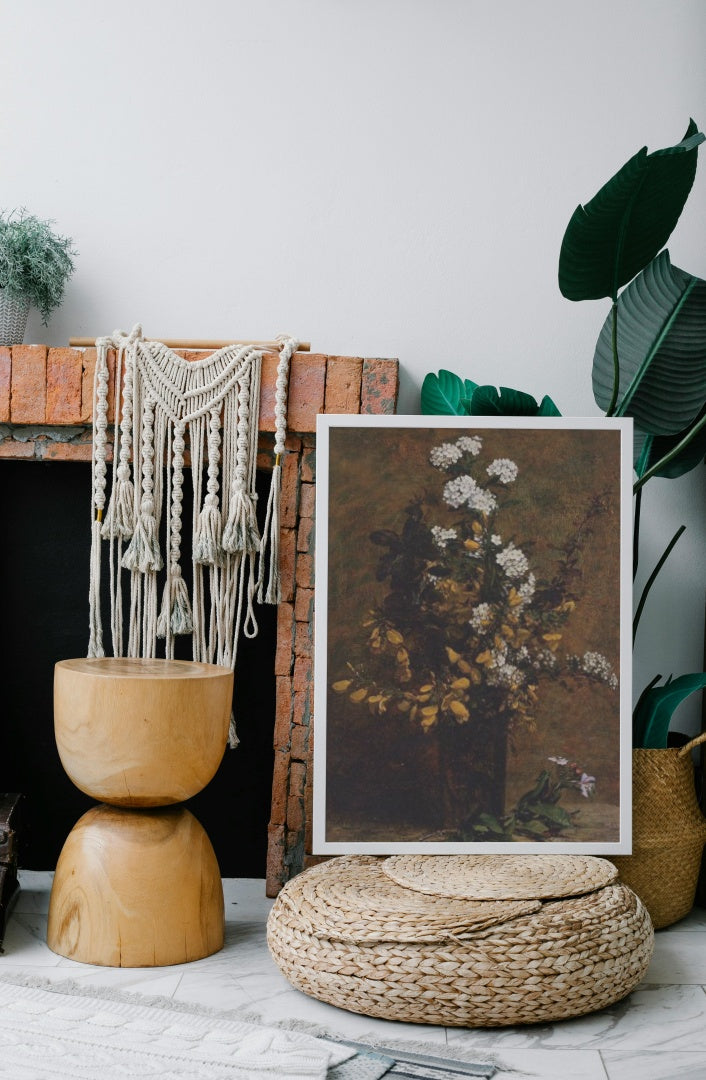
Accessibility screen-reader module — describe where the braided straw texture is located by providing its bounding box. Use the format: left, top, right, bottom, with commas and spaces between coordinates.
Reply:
611, 740, 706, 929
267, 855, 653, 1027
273, 856, 540, 944
383, 853, 618, 900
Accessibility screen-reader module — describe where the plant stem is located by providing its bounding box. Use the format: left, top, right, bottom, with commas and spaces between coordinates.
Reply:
633, 525, 686, 643
633, 487, 642, 581
633, 410, 706, 492
606, 302, 620, 416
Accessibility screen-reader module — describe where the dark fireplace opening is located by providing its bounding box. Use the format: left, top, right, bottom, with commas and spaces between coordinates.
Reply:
0, 459, 276, 878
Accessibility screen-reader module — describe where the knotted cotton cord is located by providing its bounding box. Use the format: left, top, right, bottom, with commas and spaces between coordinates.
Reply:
87, 326, 297, 749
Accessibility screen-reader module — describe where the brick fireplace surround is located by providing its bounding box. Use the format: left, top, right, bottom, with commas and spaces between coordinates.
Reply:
0, 344, 399, 896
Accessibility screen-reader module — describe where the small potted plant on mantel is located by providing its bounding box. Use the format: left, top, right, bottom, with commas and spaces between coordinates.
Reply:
0, 209, 76, 345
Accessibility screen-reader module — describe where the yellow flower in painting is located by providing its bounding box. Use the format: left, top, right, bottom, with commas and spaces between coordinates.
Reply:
332, 680, 352, 692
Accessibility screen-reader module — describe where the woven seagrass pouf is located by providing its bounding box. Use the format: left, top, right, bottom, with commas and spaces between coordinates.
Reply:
266, 855, 654, 1027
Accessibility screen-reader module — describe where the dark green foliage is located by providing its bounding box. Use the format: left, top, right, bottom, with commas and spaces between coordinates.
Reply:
559, 120, 704, 302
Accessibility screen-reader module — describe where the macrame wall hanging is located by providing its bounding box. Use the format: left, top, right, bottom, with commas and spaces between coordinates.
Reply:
88, 325, 297, 745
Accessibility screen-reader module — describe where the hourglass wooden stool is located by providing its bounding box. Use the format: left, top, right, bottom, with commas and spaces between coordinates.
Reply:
47, 658, 233, 967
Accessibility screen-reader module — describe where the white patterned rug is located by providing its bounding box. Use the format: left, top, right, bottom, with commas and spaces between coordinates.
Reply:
0, 975, 359, 1079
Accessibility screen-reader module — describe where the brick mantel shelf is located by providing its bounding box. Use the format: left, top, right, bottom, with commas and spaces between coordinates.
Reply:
0, 344, 399, 895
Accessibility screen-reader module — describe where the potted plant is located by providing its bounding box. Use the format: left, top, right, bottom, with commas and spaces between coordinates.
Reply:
422, 120, 706, 925
0, 209, 76, 345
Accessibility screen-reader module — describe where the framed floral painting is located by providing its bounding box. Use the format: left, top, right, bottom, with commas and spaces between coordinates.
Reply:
312, 415, 633, 854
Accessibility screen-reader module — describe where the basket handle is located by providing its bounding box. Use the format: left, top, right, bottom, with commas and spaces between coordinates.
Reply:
677, 731, 706, 757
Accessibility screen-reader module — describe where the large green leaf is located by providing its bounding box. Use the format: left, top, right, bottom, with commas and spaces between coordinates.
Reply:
592, 251, 706, 434
421, 370, 477, 414
634, 406, 706, 479
633, 672, 706, 748
559, 120, 704, 301
469, 385, 562, 416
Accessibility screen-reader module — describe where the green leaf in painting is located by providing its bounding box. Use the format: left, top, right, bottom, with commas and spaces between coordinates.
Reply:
592, 251, 706, 434
470, 385, 562, 417
559, 120, 704, 301
633, 672, 706, 749
421, 370, 477, 415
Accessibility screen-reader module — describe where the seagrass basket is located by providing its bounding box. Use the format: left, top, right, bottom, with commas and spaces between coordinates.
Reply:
610, 732, 706, 929
267, 854, 654, 1027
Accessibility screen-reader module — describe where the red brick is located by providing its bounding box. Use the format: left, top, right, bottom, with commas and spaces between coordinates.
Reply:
46, 348, 83, 423
288, 355, 326, 433
286, 789, 305, 834
290, 724, 308, 763
301, 443, 316, 483
280, 450, 300, 529
41, 441, 96, 462
292, 689, 310, 728
293, 656, 312, 694
0, 439, 35, 458
289, 761, 306, 800
0, 348, 10, 422
304, 766, 315, 854
269, 750, 291, 826
11, 345, 46, 422
294, 586, 314, 624
279, 528, 297, 603
297, 515, 315, 554
273, 676, 293, 750
361, 358, 399, 414
298, 481, 315, 520
324, 356, 363, 413
274, 603, 295, 676
295, 552, 314, 590
295, 622, 312, 661
80, 348, 96, 421
265, 824, 286, 897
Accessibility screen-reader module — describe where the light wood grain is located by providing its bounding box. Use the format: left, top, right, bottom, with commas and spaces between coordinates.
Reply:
68, 337, 311, 351
47, 805, 224, 966
54, 658, 233, 806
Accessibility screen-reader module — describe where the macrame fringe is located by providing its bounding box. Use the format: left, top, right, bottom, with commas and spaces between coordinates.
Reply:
122, 503, 163, 574
222, 489, 260, 555
101, 472, 135, 540
228, 711, 240, 749
257, 462, 282, 605
157, 572, 194, 638
194, 498, 224, 566
87, 518, 105, 658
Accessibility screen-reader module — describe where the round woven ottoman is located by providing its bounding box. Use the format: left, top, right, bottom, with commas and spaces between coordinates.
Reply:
267, 855, 654, 1027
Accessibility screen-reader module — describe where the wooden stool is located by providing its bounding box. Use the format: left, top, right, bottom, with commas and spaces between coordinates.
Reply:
47, 658, 233, 967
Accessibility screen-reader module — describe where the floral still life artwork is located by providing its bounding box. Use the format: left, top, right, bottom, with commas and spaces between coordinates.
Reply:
313, 416, 633, 854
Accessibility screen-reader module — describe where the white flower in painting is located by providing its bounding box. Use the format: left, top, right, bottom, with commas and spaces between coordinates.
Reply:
533, 648, 557, 671
578, 772, 596, 798
456, 435, 482, 456
469, 602, 493, 632
491, 534, 502, 546
515, 573, 536, 608
486, 458, 519, 484
487, 649, 525, 689
571, 651, 618, 689
430, 525, 457, 549
429, 443, 463, 469
548, 755, 569, 766
496, 542, 529, 579
443, 475, 497, 513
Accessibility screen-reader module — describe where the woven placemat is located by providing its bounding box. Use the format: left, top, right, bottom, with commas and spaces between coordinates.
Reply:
277, 856, 541, 942
382, 853, 618, 899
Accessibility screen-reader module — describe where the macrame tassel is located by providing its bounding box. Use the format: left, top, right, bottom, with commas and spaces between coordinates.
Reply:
87, 518, 105, 657
228, 711, 240, 749
157, 570, 194, 637
194, 494, 224, 566
101, 468, 135, 540
257, 461, 282, 604
122, 499, 163, 573
222, 488, 261, 554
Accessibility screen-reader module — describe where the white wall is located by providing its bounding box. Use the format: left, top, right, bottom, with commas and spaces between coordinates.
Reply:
3, 0, 705, 727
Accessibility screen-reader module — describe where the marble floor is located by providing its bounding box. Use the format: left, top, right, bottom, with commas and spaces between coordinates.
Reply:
2, 871, 706, 1079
